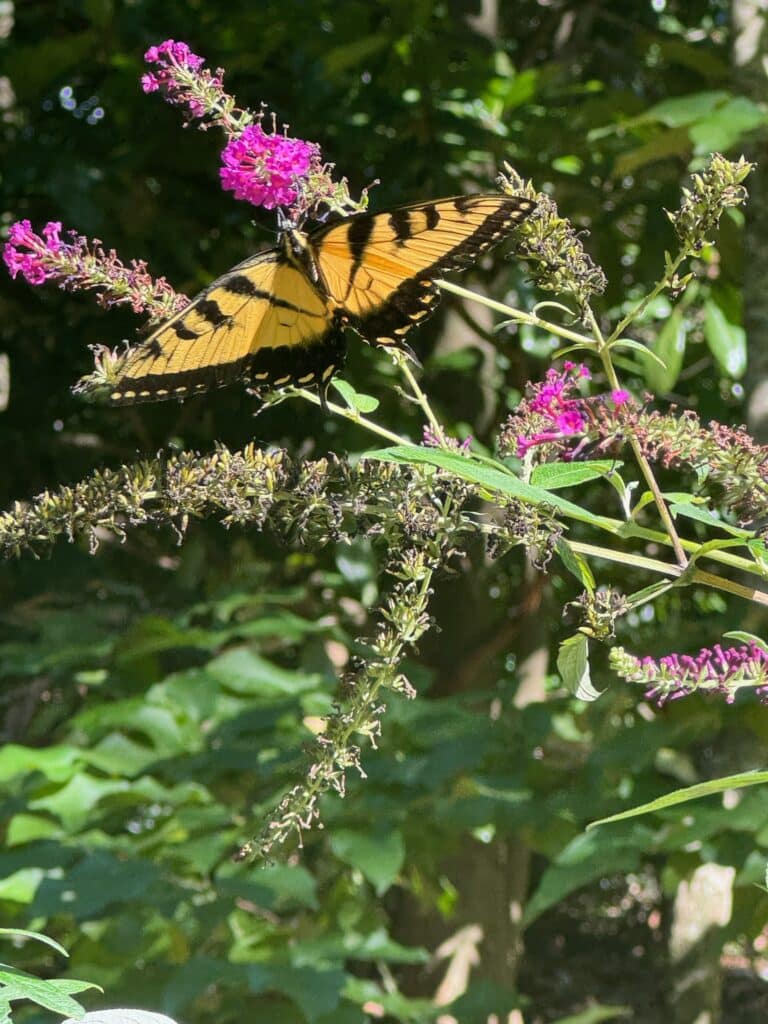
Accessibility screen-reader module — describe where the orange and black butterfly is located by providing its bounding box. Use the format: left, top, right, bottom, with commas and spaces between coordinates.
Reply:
107, 194, 536, 405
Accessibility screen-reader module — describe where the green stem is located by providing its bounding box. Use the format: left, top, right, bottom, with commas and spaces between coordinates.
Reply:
435, 278, 598, 350
569, 541, 768, 607
585, 305, 689, 569
605, 250, 689, 346
288, 387, 411, 446
390, 350, 448, 444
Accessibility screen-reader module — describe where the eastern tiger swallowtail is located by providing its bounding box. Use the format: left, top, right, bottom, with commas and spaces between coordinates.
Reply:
107, 193, 536, 405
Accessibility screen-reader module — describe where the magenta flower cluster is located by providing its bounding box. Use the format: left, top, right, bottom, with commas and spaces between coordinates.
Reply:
512, 362, 629, 458
3, 220, 64, 285
3, 219, 185, 319
141, 40, 212, 118
611, 642, 768, 706
219, 123, 319, 211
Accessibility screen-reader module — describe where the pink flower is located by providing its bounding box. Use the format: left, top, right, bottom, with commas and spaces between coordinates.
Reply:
610, 642, 768, 705
422, 425, 473, 452
144, 39, 205, 73
219, 123, 319, 211
3, 219, 186, 319
514, 364, 591, 458
611, 389, 631, 407
3, 220, 64, 285
141, 38, 222, 121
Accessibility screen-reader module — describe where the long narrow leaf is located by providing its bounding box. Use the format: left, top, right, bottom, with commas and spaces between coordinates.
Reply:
588, 769, 768, 829
367, 446, 617, 531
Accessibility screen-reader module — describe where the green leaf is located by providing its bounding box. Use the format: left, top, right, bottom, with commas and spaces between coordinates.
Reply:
0, 869, 44, 904
29, 774, 130, 832
610, 337, 666, 368
668, 501, 750, 536
723, 631, 768, 654
589, 769, 768, 829
331, 379, 379, 413
0, 745, 81, 784
642, 307, 685, 393
0, 967, 98, 1017
555, 540, 595, 592
690, 96, 767, 155
703, 298, 746, 378
638, 90, 730, 127
367, 446, 618, 532
524, 826, 652, 924
557, 634, 601, 701
247, 965, 345, 1022
331, 827, 405, 895
0, 929, 68, 958
531, 460, 621, 491
205, 647, 321, 697
29, 851, 166, 920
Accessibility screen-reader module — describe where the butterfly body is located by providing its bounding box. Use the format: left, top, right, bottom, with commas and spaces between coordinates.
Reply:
107, 194, 535, 405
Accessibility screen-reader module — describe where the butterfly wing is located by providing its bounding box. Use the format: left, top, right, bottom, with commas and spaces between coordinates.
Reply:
108, 248, 344, 404
310, 194, 535, 348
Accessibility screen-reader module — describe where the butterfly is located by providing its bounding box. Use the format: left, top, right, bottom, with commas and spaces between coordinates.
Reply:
107, 193, 536, 406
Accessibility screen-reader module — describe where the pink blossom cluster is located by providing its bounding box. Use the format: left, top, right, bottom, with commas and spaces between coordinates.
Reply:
611, 642, 768, 706
219, 123, 320, 211
3, 220, 64, 285
141, 39, 214, 119
504, 362, 630, 460
2, 219, 186, 319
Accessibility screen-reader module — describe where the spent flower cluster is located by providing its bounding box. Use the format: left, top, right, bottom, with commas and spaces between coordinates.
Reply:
498, 164, 608, 311
668, 154, 754, 254
586, 406, 768, 531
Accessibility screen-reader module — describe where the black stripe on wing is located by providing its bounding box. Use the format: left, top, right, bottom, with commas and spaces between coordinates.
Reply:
342, 195, 536, 345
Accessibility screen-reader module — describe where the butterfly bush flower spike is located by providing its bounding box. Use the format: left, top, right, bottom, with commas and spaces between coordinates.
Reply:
611, 642, 768, 705
3, 219, 186, 320
142, 39, 226, 124
142, 39, 370, 220
3, 220, 63, 285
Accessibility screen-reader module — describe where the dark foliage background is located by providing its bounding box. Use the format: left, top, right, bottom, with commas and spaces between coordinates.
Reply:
2, 2, 768, 1022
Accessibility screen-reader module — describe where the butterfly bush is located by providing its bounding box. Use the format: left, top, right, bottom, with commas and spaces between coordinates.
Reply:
142, 38, 368, 222
3, 35, 767, 855
3, 38, 367, 312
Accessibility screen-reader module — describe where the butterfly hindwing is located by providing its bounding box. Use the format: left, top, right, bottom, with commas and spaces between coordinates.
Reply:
108, 250, 344, 404
311, 194, 535, 347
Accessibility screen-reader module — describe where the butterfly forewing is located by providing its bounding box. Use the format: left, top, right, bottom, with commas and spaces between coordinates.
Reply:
311, 194, 535, 347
